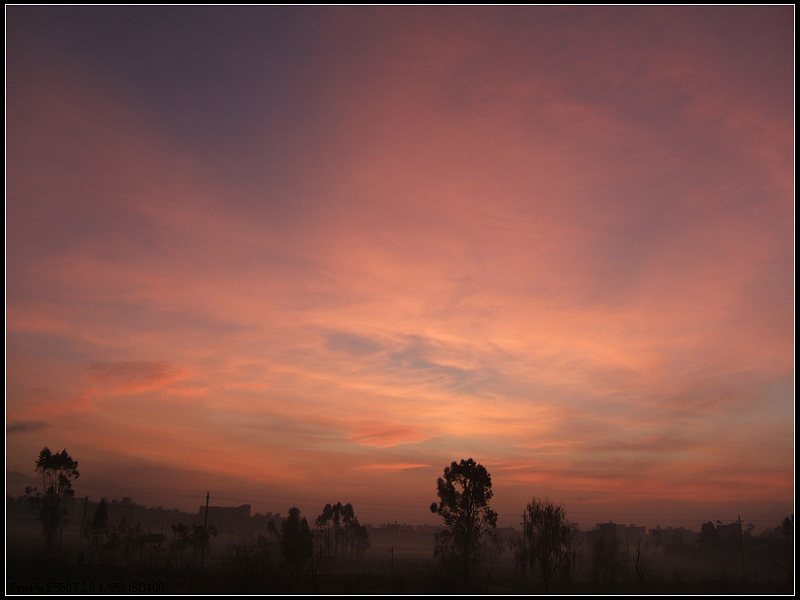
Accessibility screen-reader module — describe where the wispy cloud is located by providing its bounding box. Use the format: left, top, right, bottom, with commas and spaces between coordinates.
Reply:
5, 7, 792, 526
86, 361, 188, 395
354, 463, 430, 472
347, 421, 434, 449
6, 420, 48, 434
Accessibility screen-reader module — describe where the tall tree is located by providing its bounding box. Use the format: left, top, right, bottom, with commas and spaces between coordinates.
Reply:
84, 499, 110, 564
429, 458, 497, 587
25, 447, 80, 555
316, 501, 370, 561
524, 497, 574, 591
280, 506, 313, 580
171, 523, 191, 568
775, 515, 793, 590
189, 523, 217, 569
341, 502, 370, 557
315, 502, 341, 560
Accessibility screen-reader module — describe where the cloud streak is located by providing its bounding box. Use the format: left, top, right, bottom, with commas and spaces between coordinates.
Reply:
5, 7, 793, 529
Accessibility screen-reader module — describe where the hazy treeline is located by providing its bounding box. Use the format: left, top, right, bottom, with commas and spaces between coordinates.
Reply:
6, 493, 793, 594
7, 449, 793, 594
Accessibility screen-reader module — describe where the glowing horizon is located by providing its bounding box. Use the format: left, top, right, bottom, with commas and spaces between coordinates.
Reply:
6, 7, 794, 532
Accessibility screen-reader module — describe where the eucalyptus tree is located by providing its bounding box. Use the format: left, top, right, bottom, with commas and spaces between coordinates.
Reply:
25, 447, 80, 555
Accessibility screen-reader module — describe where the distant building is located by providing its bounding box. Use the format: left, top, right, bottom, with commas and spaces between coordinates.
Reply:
587, 521, 648, 580
198, 504, 252, 532
589, 522, 645, 553
715, 521, 742, 543
654, 525, 697, 550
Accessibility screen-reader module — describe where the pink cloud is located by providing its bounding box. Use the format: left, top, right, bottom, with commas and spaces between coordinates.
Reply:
347, 421, 434, 448
86, 361, 188, 395
354, 463, 430, 472
5, 8, 792, 526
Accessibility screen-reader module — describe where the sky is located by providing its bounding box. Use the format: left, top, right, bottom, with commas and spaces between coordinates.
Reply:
6, 6, 794, 532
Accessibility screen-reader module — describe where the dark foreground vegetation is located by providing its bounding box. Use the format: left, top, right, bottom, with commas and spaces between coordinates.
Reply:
7, 449, 794, 594
6, 534, 793, 596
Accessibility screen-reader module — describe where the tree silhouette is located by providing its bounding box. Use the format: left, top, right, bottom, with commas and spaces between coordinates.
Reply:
315, 501, 371, 562
698, 521, 721, 553
116, 518, 142, 568
190, 523, 217, 569
315, 502, 341, 561
278, 506, 313, 581
171, 523, 191, 568
84, 499, 111, 564
429, 458, 497, 588
775, 515, 793, 591
25, 447, 80, 556
591, 531, 618, 587
523, 497, 575, 591
168, 521, 217, 570
343, 504, 371, 558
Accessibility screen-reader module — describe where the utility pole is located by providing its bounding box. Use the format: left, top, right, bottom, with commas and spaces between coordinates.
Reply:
738, 515, 746, 581
158, 507, 166, 567
521, 511, 527, 576
201, 492, 210, 570
78, 496, 88, 550
625, 526, 630, 579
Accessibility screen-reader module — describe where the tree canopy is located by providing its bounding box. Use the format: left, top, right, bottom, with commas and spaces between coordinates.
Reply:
524, 497, 575, 590
315, 501, 370, 561
26, 447, 80, 555
279, 506, 313, 579
430, 458, 498, 586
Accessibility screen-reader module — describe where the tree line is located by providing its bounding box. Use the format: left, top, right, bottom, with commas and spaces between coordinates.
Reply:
22, 448, 371, 573
21, 448, 794, 593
